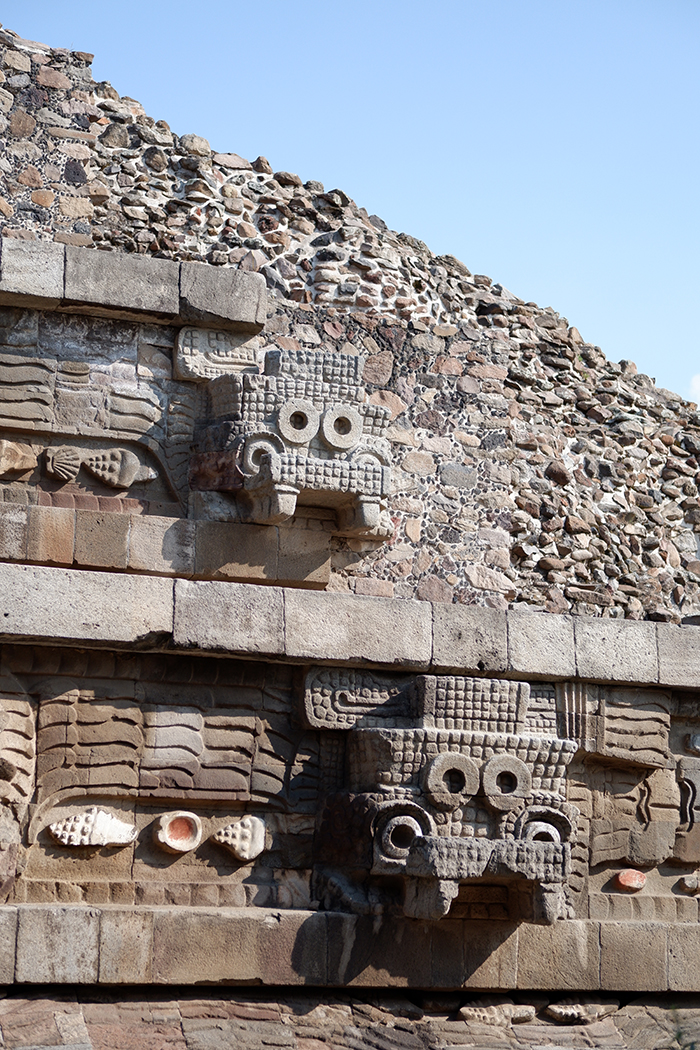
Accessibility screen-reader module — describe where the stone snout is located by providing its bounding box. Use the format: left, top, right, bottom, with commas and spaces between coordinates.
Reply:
370, 803, 572, 924
191, 347, 394, 539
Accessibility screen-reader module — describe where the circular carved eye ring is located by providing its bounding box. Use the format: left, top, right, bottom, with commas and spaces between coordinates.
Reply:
422, 752, 480, 811
321, 405, 363, 451
380, 815, 423, 859
241, 436, 282, 476
277, 399, 320, 445
482, 755, 532, 812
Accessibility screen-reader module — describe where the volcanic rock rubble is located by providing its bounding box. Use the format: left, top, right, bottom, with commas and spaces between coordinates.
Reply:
0, 24, 698, 621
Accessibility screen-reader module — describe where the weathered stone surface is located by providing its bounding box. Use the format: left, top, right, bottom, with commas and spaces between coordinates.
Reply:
284, 589, 432, 666
0, 237, 64, 306
15, 906, 99, 982
0, 563, 173, 644
657, 623, 700, 687
179, 263, 266, 333
574, 618, 658, 684
0, 907, 17, 983
99, 910, 153, 983
64, 246, 179, 317
432, 604, 507, 673
507, 610, 576, 678
173, 579, 284, 654
517, 921, 601, 990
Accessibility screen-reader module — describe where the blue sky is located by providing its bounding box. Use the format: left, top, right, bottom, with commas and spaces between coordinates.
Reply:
5, 1, 699, 400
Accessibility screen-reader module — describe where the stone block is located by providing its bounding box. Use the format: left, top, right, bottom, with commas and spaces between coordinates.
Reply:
517, 920, 600, 990
26, 505, 75, 565
179, 263, 266, 333
431, 918, 518, 989
0, 907, 17, 982
64, 246, 179, 319
151, 907, 324, 984
128, 515, 195, 576
326, 913, 431, 987
284, 589, 432, 667
15, 906, 99, 982
99, 908, 152, 983
74, 510, 130, 569
507, 610, 575, 679
0, 563, 174, 644
0, 502, 27, 560
669, 924, 700, 991
173, 579, 284, 655
657, 624, 700, 688
600, 921, 668, 990
431, 604, 507, 673
195, 520, 278, 581
277, 526, 331, 588
0, 238, 64, 307
575, 617, 658, 684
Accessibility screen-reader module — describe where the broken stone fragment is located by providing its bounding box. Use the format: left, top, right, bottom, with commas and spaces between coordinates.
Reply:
48, 807, 137, 848
458, 997, 535, 1025
154, 811, 202, 853
546, 998, 620, 1024
0, 439, 37, 475
213, 815, 265, 861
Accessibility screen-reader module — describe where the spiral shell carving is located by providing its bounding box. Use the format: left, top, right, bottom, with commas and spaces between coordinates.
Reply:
49, 807, 137, 848
84, 449, 143, 488
45, 446, 82, 482
213, 816, 266, 861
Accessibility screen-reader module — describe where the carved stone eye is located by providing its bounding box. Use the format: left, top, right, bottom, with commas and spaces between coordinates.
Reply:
320, 405, 363, 451
277, 399, 320, 444
380, 815, 423, 858
481, 755, 532, 811
422, 752, 480, 811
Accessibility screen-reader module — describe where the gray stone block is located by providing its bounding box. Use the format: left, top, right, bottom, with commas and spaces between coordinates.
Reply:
151, 907, 324, 984
173, 579, 284, 655
64, 246, 179, 318
657, 623, 700, 688
517, 919, 600, 990
99, 908, 152, 983
669, 923, 700, 991
432, 604, 507, 673
15, 906, 99, 982
0, 906, 17, 982
575, 617, 658, 684
179, 263, 266, 333
0, 563, 174, 644
600, 920, 668, 990
284, 589, 432, 667
507, 609, 575, 679
0, 238, 65, 307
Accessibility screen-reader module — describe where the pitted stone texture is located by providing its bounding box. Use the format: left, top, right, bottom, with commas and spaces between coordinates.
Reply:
507, 610, 576, 679
574, 618, 659, 684
179, 264, 266, 333
0, 563, 173, 644
173, 579, 284, 655
285, 589, 432, 667
432, 604, 507, 673
64, 246, 180, 317
15, 906, 99, 982
0, 238, 64, 306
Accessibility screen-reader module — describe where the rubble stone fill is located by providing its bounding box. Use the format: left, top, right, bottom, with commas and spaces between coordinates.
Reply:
0, 23, 698, 621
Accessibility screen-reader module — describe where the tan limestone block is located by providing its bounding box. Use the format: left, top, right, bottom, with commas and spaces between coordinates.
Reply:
26, 505, 75, 565
98, 909, 153, 983
128, 515, 195, 576
0, 502, 27, 560
517, 921, 600, 990
194, 520, 277, 581
277, 525, 331, 587
74, 510, 129, 569
600, 922, 668, 990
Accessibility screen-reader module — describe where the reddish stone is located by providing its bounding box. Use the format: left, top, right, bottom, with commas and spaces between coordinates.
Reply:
615, 869, 646, 892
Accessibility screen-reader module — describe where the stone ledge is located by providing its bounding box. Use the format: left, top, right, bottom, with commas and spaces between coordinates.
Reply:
0, 505, 331, 588
1, 562, 700, 687
2, 906, 698, 989
0, 238, 266, 332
